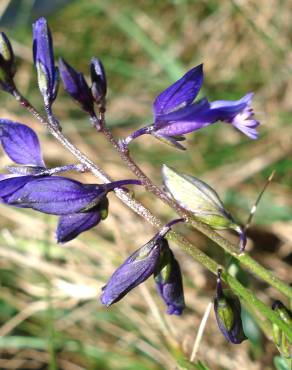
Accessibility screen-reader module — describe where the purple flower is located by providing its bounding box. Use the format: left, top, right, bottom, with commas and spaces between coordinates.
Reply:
214, 270, 247, 344
154, 92, 259, 141
59, 58, 94, 115
154, 246, 185, 315
121, 65, 259, 149
101, 234, 166, 306
1, 175, 140, 241
90, 57, 107, 108
3, 177, 140, 215
33, 17, 58, 107
0, 118, 141, 242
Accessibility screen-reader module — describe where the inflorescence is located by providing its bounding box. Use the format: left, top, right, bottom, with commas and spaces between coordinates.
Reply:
2, 16, 288, 351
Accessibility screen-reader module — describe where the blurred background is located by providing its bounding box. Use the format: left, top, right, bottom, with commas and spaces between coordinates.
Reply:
0, 0, 291, 369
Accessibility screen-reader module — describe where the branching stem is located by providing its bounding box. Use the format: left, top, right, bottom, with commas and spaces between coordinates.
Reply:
10, 88, 292, 340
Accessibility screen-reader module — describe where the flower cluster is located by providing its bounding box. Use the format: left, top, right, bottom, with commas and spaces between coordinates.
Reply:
0, 16, 269, 348
0, 119, 140, 242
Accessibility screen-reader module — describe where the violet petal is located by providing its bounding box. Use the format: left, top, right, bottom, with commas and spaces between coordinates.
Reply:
0, 119, 45, 167
0, 175, 35, 200
155, 247, 185, 315
153, 64, 203, 117
56, 210, 102, 243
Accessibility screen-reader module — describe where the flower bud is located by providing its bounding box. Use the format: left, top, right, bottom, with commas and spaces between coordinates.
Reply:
59, 58, 94, 115
90, 57, 107, 108
162, 165, 246, 252
0, 32, 16, 84
101, 234, 167, 306
33, 17, 58, 107
154, 245, 185, 315
272, 300, 292, 358
214, 269, 247, 344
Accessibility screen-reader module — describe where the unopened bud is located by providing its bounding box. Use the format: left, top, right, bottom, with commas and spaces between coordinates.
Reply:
90, 57, 107, 108
162, 165, 246, 252
0, 32, 16, 88
214, 269, 247, 344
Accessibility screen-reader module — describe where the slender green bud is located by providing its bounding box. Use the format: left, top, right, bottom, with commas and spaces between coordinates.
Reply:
272, 301, 292, 358
0, 32, 16, 88
214, 269, 247, 344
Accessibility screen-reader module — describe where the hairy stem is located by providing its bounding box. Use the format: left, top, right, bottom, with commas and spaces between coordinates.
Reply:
10, 89, 292, 339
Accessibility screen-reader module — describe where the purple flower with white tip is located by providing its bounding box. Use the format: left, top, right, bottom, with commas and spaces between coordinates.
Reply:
121, 65, 260, 149
154, 246, 185, 315
33, 17, 58, 107
59, 58, 94, 115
